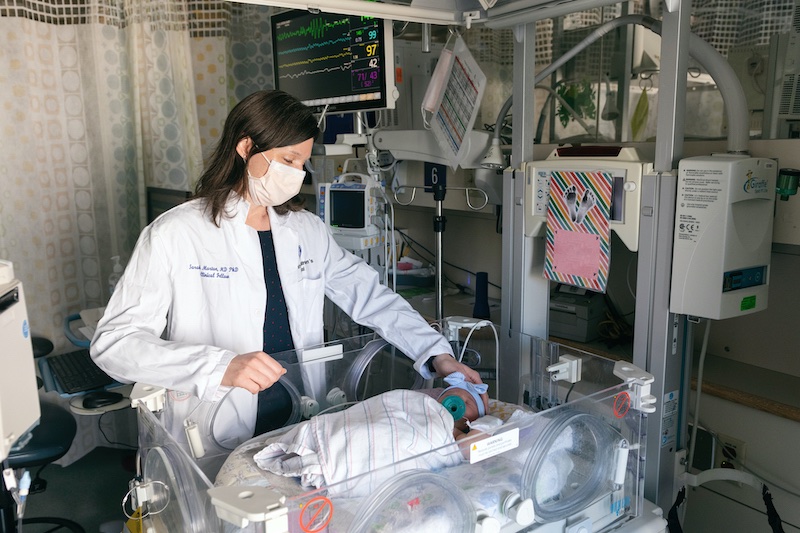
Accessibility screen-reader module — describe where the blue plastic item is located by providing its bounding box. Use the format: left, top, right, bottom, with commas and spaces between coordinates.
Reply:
64, 313, 90, 348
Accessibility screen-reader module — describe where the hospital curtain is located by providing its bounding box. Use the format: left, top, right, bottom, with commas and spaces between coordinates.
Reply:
0, 0, 274, 355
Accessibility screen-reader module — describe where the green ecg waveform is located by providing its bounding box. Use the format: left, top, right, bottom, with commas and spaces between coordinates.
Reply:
276, 17, 349, 41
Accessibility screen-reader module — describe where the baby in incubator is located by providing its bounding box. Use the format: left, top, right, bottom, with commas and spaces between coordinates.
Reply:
424, 371, 493, 443
247, 372, 493, 496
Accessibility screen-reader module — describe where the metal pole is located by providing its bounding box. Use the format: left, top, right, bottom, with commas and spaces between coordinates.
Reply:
433, 182, 446, 321
499, 21, 542, 404
633, 0, 691, 514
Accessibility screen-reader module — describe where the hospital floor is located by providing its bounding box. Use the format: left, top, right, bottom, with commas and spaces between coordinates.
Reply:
22, 446, 136, 533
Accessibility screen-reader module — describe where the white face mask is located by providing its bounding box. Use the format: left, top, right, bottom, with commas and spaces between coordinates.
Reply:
247, 152, 306, 207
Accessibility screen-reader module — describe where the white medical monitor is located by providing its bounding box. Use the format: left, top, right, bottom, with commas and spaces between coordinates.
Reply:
0, 272, 41, 462
318, 174, 382, 251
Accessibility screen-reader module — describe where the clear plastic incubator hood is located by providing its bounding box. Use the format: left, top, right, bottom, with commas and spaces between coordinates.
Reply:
127, 331, 666, 533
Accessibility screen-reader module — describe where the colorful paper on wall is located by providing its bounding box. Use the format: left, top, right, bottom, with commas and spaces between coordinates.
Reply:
544, 170, 613, 292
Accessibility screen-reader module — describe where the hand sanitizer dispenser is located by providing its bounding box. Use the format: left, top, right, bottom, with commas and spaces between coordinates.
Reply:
670, 154, 777, 320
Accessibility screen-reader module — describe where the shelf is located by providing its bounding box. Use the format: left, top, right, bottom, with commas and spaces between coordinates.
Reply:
693, 354, 800, 423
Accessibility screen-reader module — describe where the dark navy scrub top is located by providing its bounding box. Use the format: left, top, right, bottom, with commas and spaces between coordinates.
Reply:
254, 230, 296, 436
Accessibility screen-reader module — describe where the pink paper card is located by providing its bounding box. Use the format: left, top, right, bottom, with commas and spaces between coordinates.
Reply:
543, 170, 613, 292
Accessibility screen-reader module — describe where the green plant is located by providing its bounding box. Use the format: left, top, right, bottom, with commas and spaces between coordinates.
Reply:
556, 80, 597, 128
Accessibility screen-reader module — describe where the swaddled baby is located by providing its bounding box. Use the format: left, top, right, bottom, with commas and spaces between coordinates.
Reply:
252, 373, 489, 496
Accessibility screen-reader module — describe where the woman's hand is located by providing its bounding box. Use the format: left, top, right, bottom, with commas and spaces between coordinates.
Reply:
430, 353, 489, 414
222, 351, 287, 393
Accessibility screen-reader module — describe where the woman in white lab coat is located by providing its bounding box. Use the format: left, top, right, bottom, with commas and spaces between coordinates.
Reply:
90, 90, 484, 450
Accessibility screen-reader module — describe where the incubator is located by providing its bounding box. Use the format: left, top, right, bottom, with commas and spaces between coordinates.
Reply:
127, 330, 667, 533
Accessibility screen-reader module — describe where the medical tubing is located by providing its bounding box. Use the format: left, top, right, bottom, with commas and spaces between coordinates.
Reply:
535, 79, 570, 141
185, 390, 237, 454
196, 377, 302, 453
648, 20, 750, 153
343, 338, 387, 400
687, 430, 793, 531
495, 15, 634, 147
457, 320, 499, 370
317, 400, 359, 417
519, 411, 613, 521
342, 338, 425, 400
533, 15, 648, 89
375, 186, 397, 290
687, 319, 711, 477
492, 94, 514, 143
390, 205, 397, 292
497, 14, 749, 154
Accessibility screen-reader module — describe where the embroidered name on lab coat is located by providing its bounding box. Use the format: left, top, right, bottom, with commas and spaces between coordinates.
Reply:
189, 263, 239, 279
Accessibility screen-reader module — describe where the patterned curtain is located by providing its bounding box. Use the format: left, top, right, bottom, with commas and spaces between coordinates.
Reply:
0, 0, 274, 353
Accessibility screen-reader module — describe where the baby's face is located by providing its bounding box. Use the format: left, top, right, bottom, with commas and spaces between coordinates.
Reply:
439, 388, 480, 432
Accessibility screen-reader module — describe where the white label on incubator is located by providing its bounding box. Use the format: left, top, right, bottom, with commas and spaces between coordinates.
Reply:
660, 389, 680, 448
469, 427, 519, 464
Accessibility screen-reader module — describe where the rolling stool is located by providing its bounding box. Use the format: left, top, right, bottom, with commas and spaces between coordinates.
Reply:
0, 337, 85, 533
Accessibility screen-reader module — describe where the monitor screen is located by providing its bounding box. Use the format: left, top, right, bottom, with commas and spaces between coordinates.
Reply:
330, 189, 366, 228
271, 10, 396, 114
146, 187, 192, 224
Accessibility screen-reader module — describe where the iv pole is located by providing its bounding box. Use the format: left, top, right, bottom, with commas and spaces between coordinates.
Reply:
393, 179, 488, 322
433, 179, 446, 321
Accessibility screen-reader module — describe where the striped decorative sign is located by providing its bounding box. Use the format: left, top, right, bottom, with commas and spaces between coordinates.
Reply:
543, 169, 613, 292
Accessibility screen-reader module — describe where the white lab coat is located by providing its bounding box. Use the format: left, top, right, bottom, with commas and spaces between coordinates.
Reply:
91, 194, 452, 450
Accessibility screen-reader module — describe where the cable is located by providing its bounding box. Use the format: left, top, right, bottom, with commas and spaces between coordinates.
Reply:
374, 186, 397, 291
564, 382, 576, 404
456, 320, 499, 365
316, 104, 330, 128
395, 231, 464, 292
98, 411, 138, 449
687, 319, 711, 477
597, 308, 634, 343
625, 254, 637, 302
692, 418, 800, 500
395, 229, 502, 291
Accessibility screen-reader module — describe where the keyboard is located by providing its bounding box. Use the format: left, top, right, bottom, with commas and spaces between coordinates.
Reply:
47, 349, 116, 394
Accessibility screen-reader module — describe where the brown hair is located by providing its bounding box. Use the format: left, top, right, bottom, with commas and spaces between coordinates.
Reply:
195, 90, 320, 225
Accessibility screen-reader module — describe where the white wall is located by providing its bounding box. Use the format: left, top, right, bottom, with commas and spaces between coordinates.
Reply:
394, 204, 503, 301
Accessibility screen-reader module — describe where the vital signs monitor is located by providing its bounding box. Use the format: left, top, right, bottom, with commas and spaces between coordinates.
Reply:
271, 9, 397, 114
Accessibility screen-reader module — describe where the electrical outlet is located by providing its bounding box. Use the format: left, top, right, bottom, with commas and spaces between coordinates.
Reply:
714, 433, 746, 471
